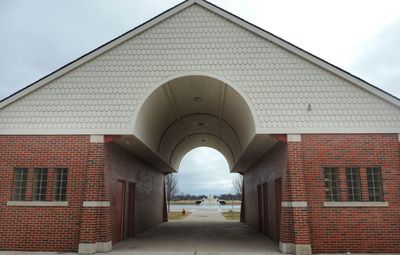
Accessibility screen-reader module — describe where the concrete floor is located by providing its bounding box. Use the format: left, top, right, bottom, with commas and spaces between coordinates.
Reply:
112, 221, 279, 255
111, 208, 279, 255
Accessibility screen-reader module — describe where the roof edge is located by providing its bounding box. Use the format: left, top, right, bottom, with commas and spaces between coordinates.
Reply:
0, 0, 196, 109
1, 0, 399, 110
196, 0, 400, 108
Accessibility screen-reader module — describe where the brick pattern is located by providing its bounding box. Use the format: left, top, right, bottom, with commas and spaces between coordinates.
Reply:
79, 142, 112, 245
0, 135, 89, 252
280, 141, 311, 245
244, 142, 286, 242
302, 134, 400, 253
104, 143, 164, 239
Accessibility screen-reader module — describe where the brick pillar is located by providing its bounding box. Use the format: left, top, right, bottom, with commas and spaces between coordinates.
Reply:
78, 135, 112, 254
279, 134, 311, 255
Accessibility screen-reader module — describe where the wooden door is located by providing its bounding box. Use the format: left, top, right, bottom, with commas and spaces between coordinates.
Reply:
127, 182, 135, 237
114, 180, 125, 243
275, 178, 282, 242
262, 182, 269, 236
257, 184, 263, 232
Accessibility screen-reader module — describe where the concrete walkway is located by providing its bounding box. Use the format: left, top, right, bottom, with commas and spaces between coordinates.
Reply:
181, 208, 228, 222
112, 221, 279, 255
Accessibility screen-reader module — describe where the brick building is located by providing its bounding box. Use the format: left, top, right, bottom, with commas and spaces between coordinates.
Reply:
0, 0, 399, 254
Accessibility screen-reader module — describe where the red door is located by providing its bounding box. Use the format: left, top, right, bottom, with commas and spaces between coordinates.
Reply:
262, 182, 269, 236
275, 178, 282, 242
257, 184, 263, 232
127, 182, 135, 237
114, 180, 125, 243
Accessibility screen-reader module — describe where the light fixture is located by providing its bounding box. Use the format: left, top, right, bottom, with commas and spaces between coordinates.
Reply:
193, 96, 202, 102
198, 122, 204, 127
200, 139, 206, 142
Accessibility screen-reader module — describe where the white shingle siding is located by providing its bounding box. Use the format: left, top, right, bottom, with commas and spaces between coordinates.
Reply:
0, 4, 399, 134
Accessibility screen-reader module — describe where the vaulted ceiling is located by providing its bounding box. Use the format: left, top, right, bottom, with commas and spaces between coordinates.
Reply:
132, 75, 255, 169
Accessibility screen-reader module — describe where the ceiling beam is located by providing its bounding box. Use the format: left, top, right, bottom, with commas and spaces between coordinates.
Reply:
162, 84, 191, 150
216, 83, 227, 150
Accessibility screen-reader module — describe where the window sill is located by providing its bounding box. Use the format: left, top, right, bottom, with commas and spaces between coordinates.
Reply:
7, 201, 68, 207
323, 201, 388, 207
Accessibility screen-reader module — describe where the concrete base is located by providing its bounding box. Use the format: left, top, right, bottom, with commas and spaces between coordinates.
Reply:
78, 241, 112, 254
279, 242, 294, 254
279, 242, 311, 255
294, 244, 312, 255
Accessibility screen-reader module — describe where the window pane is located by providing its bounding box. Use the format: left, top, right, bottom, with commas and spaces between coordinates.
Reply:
13, 168, 28, 201
33, 168, 48, 201
54, 168, 68, 201
346, 167, 361, 201
366, 167, 383, 202
324, 167, 340, 201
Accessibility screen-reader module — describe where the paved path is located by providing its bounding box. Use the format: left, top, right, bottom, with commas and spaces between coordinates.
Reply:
181, 208, 228, 222
112, 221, 279, 255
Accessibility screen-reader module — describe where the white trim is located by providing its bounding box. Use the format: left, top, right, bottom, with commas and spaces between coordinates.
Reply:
0, 127, 399, 135
78, 241, 112, 254
83, 201, 110, 207
0, 128, 133, 135
6, 201, 68, 207
1, 0, 399, 113
257, 127, 400, 134
287, 134, 301, 142
90, 135, 104, 143
281, 201, 308, 208
323, 201, 389, 207
279, 242, 294, 254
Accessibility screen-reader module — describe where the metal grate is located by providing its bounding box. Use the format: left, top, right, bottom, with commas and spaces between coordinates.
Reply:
367, 167, 383, 202
33, 168, 48, 201
54, 168, 68, 201
13, 168, 28, 201
346, 167, 361, 201
324, 167, 340, 201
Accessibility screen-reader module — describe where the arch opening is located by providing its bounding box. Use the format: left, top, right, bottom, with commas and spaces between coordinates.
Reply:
133, 75, 256, 171
177, 146, 240, 196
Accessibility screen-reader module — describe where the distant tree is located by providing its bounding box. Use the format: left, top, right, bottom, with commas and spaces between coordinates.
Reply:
165, 173, 179, 212
232, 174, 243, 198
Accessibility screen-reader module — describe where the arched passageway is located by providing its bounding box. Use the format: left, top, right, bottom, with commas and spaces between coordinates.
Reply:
115, 74, 266, 171
105, 75, 282, 253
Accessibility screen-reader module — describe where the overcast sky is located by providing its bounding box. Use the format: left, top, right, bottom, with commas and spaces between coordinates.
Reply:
1, 0, 399, 195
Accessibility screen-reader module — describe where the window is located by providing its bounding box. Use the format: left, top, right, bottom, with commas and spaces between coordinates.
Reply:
13, 168, 28, 201
367, 167, 383, 201
33, 168, 48, 201
346, 167, 361, 201
324, 167, 340, 201
54, 168, 68, 201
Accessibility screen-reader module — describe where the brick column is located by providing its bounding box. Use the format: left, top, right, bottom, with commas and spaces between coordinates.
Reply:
279, 134, 311, 255
78, 135, 112, 254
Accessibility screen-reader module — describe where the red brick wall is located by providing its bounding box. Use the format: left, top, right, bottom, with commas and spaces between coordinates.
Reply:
244, 142, 286, 241
104, 143, 164, 239
0, 135, 90, 252
302, 134, 400, 253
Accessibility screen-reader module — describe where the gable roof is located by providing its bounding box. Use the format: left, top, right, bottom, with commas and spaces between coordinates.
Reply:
1, 0, 399, 110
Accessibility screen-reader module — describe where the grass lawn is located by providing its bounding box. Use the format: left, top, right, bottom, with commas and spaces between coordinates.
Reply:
168, 211, 192, 220
222, 210, 240, 221
169, 200, 197, 205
